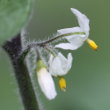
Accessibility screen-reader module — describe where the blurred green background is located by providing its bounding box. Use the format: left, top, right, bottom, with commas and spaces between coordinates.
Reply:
0, 0, 110, 110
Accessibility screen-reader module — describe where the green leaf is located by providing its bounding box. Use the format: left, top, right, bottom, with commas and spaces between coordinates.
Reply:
0, 0, 33, 45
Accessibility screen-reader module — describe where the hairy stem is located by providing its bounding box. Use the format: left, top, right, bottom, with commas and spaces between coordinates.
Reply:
37, 32, 85, 45
20, 32, 85, 56
2, 34, 39, 110
30, 32, 85, 47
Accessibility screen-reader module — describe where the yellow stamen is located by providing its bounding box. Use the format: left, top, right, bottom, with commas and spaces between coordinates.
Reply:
87, 39, 98, 51
59, 77, 66, 92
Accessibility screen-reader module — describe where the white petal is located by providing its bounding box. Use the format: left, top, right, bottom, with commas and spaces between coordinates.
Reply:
55, 43, 77, 50
37, 68, 57, 100
58, 53, 73, 75
70, 8, 90, 36
49, 53, 73, 76
57, 52, 67, 62
66, 34, 85, 49
57, 27, 82, 35
55, 33, 86, 50
65, 34, 86, 40
66, 53, 73, 73
48, 53, 54, 65
49, 54, 64, 76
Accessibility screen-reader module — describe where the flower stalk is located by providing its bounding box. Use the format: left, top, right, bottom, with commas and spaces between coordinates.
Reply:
20, 31, 85, 58
28, 32, 85, 48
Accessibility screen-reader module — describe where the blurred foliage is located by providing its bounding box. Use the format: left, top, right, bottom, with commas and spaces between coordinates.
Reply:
0, 0, 33, 44
0, 0, 110, 110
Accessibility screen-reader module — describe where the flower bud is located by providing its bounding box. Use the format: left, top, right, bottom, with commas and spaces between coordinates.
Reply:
37, 60, 57, 100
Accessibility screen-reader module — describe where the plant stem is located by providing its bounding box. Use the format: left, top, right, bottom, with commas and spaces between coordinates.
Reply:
30, 32, 85, 47
2, 34, 39, 110
20, 32, 85, 56
37, 32, 85, 45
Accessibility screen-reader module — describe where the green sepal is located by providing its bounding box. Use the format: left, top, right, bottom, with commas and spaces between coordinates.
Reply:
37, 60, 47, 72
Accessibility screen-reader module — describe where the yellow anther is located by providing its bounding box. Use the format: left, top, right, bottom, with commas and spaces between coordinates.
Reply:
87, 39, 98, 51
59, 77, 66, 92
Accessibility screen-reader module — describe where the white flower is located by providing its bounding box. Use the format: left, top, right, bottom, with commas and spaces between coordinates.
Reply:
49, 53, 73, 76
37, 60, 57, 100
55, 8, 90, 50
